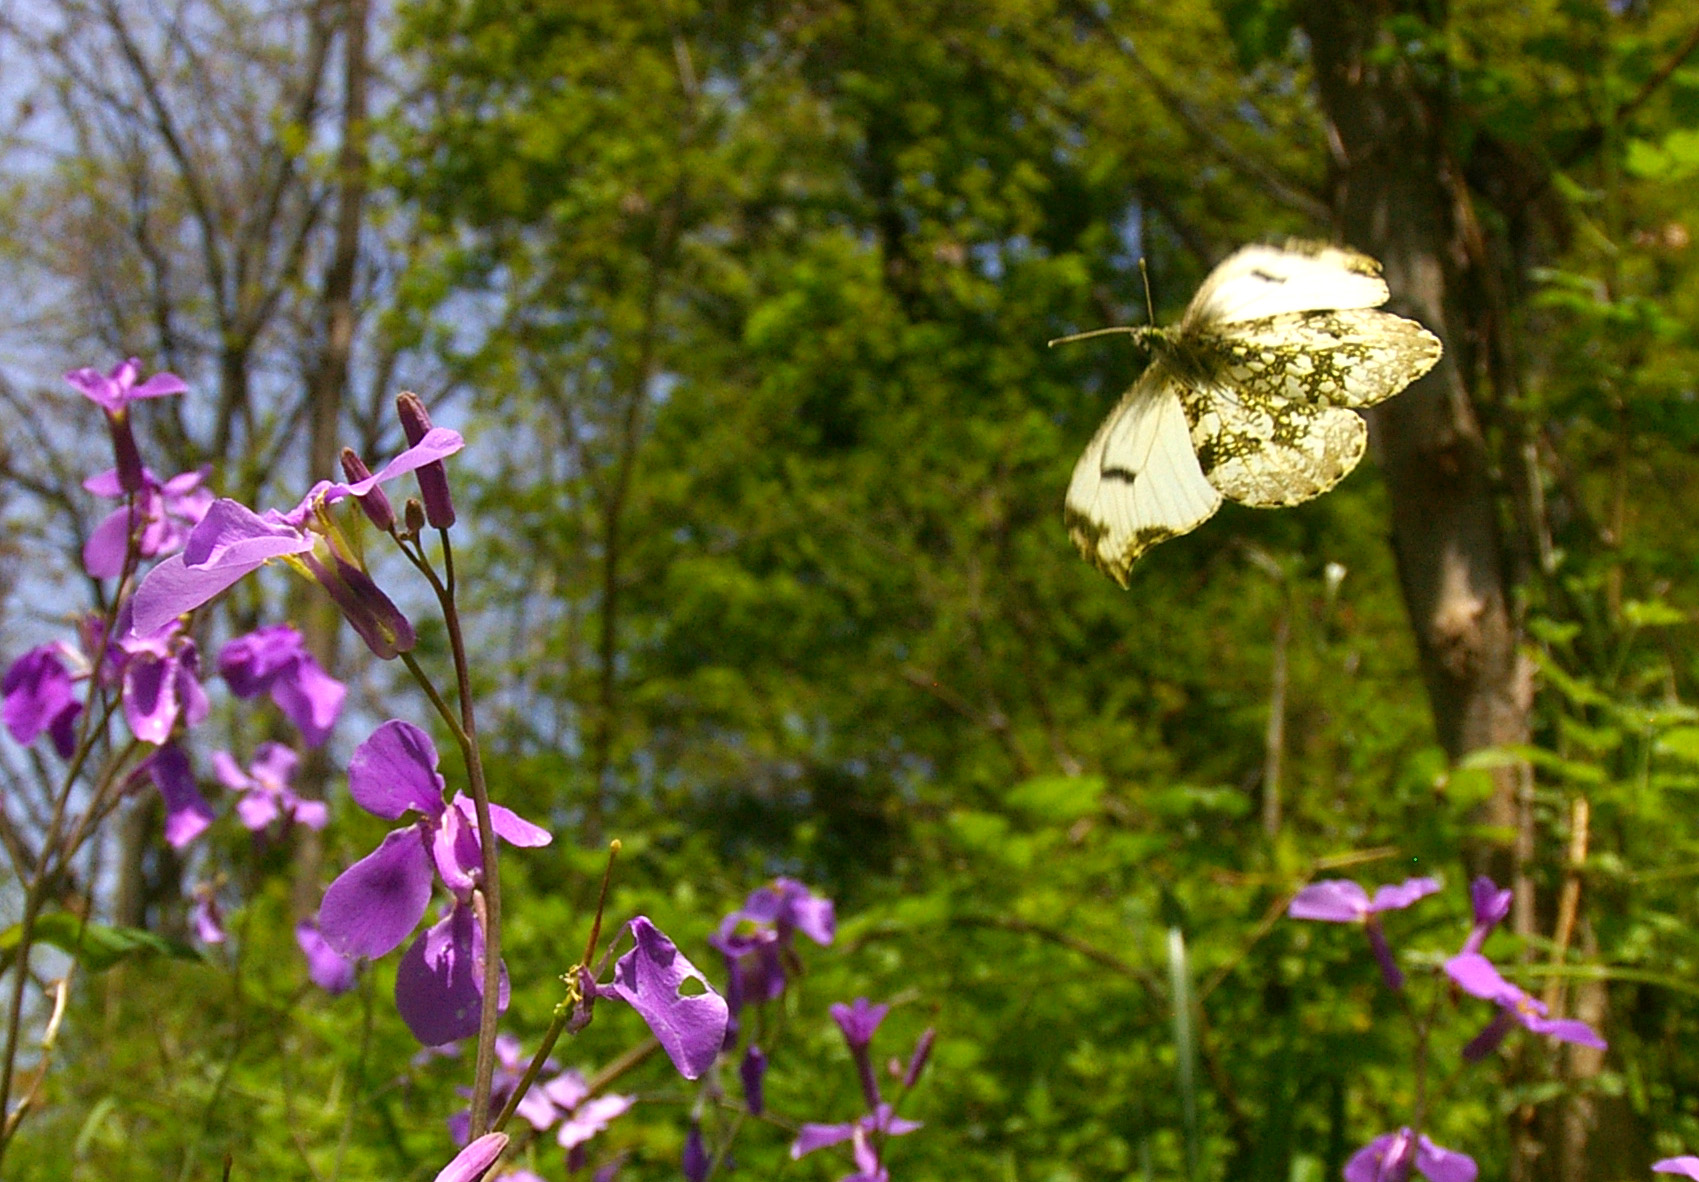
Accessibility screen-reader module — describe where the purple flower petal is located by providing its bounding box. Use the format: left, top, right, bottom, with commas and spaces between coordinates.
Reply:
1654, 1158, 1699, 1179
1522, 1013, 1608, 1049
1368, 877, 1441, 913
64, 358, 186, 412
1444, 953, 1518, 1004
1415, 1135, 1479, 1182
558, 1094, 634, 1150
487, 799, 553, 847
269, 652, 345, 746
433, 1132, 507, 1182
1344, 1130, 1412, 1182
3, 645, 80, 750
296, 921, 358, 994
394, 904, 508, 1046
348, 720, 447, 821
84, 505, 137, 579
831, 998, 889, 1050
145, 744, 215, 848
1462, 876, 1513, 955
791, 1121, 857, 1159
604, 917, 729, 1080
319, 826, 434, 959
1288, 879, 1371, 923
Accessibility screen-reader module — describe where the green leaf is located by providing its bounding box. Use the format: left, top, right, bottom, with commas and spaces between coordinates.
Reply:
0, 912, 196, 974
1005, 775, 1104, 822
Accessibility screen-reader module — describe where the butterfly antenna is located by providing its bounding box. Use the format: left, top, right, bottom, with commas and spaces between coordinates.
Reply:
1139, 258, 1156, 324
1048, 325, 1143, 348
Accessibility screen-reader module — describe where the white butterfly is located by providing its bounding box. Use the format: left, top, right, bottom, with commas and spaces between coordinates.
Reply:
1063, 241, 1442, 586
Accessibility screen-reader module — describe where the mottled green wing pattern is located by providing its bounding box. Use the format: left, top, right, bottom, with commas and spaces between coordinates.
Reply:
1199, 308, 1441, 409
1180, 381, 1368, 508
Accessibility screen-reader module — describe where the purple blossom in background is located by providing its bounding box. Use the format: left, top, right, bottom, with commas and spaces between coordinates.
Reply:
1444, 953, 1606, 1059
317, 720, 549, 1044
1288, 876, 1440, 990
130, 427, 464, 655
219, 625, 346, 747
1460, 876, 1513, 956
192, 886, 226, 944
1655, 1157, 1699, 1179
65, 358, 188, 494
544, 1072, 633, 1164
1344, 1129, 1477, 1182
832, 998, 890, 1111
213, 743, 328, 831
790, 1104, 921, 1164
448, 1034, 559, 1144
295, 921, 357, 995
114, 615, 209, 745
82, 466, 213, 579
600, 916, 729, 1080
710, 878, 835, 1033
434, 1132, 506, 1182
139, 743, 215, 849
444, 1041, 633, 1172
2, 644, 82, 758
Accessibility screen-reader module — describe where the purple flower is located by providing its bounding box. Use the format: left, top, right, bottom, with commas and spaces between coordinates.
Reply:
710, 878, 835, 1021
139, 743, 215, 849
433, 1132, 506, 1182
790, 1103, 922, 1162
547, 1075, 634, 1156
1288, 876, 1440, 990
82, 467, 213, 579
213, 743, 328, 831
317, 721, 548, 1043
1460, 876, 1513, 956
65, 359, 188, 494
1444, 953, 1606, 1058
219, 625, 346, 747
3, 644, 83, 758
295, 921, 357, 994
130, 427, 464, 655
1344, 1129, 1477, 1182
114, 614, 210, 746
600, 916, 729, 1080
64, 357, 188, 413
447, 1035, 559, 1144
832, 998, 890, 1111
1655, 1158, 1699, 1179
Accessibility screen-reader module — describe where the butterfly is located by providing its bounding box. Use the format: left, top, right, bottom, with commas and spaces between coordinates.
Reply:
1061, 241, 1442, 586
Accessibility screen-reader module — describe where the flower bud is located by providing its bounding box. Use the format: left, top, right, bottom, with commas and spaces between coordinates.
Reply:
404, 498, 426, 538
739, 1044, 767, 1116
105, 410, 146, 495
396, 392, 456, 528
300, 550, 416, 660
340, 447, 396, 531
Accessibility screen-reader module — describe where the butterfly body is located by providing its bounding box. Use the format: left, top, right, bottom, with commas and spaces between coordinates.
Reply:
1064, 242, 1442, 585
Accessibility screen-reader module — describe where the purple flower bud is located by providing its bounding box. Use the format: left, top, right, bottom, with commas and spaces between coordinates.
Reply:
830, 999, 889, 1111
740, 1044, 768, 1115
433, 1132, 507, 1182
1461, 876, 1513, 956
682, 1122, 711, 1182
397, 393, 456, 528
341, 448, 397, 531
902, 1027, 935, 1089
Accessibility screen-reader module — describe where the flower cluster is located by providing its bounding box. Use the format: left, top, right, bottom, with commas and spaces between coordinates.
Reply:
789, 998, 930, 1182
1289, 873, 1606, 1179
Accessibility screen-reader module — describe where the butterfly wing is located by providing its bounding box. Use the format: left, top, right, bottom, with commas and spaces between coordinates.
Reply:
1181, 382, 1369, 508
1179, 308, 1440, 508
1065, 368, 1224, 585
1183, 241, 1389, 328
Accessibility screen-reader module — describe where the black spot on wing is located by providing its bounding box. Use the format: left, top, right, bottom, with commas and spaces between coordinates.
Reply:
1249, 268, 1285, 284
1101, 466, 1139, 484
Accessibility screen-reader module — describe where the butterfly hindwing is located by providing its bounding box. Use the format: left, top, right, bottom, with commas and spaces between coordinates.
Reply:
1202, 308, 1443, 410
1180, 381, 1368, 508
1065, 369, 1223, 586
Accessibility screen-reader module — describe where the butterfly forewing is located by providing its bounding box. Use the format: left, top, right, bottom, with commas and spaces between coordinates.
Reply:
1065, 369, 1223, 586
1183, 242, 1388, 328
